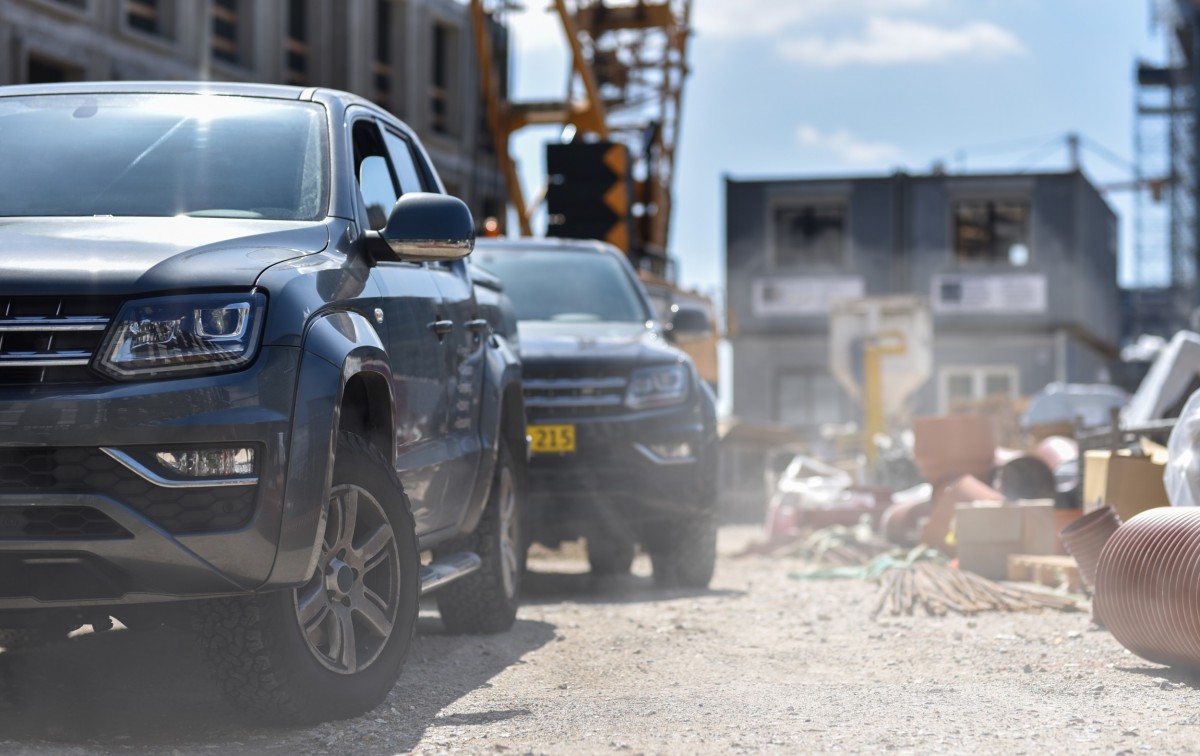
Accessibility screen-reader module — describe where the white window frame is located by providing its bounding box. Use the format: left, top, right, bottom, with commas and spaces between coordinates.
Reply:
938, 365, 1019, 413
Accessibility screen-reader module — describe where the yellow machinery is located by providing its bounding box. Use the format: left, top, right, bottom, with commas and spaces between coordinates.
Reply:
470, 0, 718, 387
469, 0, 692, 274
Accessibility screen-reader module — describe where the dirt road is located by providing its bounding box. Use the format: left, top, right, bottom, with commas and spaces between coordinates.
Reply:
2, 526, 1198, 754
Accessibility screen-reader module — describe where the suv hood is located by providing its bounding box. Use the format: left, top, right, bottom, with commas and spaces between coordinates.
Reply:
0, 217, 329, 295
519, 321, 682, 376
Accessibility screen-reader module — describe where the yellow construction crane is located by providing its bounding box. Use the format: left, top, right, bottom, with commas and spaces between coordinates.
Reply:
470, 0, 692, 276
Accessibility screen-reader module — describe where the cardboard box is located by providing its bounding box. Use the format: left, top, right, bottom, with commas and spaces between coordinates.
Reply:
954, 499, 1057, 579
1082, 450, 1169, 522
912, 414, 996, 484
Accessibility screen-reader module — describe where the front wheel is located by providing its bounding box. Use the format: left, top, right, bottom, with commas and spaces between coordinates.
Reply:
435, 437, 526, 634
193, 432, 419, 724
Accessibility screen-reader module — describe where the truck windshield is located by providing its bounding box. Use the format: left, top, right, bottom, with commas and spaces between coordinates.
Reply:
475, 247, 650, 323
0, 93, 328, 220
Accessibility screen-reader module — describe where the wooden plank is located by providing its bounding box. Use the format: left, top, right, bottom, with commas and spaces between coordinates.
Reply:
1007, 554, 1083, 592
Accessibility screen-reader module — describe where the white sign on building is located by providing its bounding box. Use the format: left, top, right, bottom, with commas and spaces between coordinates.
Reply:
752, 276, 864, 317
931, 273, 1048, 314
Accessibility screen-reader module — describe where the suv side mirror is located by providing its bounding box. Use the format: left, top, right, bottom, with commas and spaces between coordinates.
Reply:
666, 304, 711, 343
369, 192, 475, 263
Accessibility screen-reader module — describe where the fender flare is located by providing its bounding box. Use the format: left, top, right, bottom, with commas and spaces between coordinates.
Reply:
262, 310, 395, 589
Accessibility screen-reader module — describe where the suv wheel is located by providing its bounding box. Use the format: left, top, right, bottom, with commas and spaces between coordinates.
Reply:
193, 432, 419, 724
435, 436, 526, 634
648, 499, 718, 589
586, 532, 636, 576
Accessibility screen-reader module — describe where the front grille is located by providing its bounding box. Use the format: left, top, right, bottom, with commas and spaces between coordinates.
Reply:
523, 377, 628, 419
0, 447, 258, 534
0, 506, 130, 539
0, 296, 122, 386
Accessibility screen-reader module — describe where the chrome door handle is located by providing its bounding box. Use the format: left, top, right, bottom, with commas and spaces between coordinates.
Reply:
428, 320, 455, 336
466, 319, 491, 334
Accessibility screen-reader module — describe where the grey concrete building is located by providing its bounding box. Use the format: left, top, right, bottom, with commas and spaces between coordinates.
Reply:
0, 0, 507, 226
725, 171, 1121, 435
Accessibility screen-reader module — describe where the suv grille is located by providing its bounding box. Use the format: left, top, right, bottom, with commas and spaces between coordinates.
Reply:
0, 506, 131, 539
0, 296, 122, 386
524, 377, 628, 419
0, 447, 258, 535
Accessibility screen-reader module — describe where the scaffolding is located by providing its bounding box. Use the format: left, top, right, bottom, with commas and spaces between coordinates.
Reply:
1134, 0, 1200, 330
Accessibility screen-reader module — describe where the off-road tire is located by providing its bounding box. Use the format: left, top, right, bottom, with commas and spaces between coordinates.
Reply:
649, 505, 718, 589
193, 432, 420, 724
435, 437, 526, 634
586, 533, 636, 576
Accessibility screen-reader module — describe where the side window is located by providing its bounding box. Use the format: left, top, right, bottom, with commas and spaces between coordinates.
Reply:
381, 130, 428, 195
352, 119, 400, 230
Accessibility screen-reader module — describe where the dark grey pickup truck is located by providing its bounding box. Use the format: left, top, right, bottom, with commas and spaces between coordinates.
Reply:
0, 82, 527, 723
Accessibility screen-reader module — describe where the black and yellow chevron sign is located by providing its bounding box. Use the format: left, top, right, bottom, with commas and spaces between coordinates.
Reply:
545, 141, 634, 253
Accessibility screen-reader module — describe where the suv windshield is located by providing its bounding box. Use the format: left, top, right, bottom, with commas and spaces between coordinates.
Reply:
475, 247, 650, 323
0, 93, 328, 220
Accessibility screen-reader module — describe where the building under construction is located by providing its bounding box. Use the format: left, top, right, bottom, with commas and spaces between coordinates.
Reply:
0, 0, 508, 229
1132, 0, 1200, 336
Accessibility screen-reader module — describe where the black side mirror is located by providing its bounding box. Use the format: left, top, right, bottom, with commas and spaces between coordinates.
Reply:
666, 304, 711, 343
367, 192, 475, 263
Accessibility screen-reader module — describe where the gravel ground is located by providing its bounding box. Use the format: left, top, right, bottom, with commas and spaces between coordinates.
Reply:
1, 525, 1199, 755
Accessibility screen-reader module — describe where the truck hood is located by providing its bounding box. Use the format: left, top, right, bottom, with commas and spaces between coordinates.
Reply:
518, 321, 682, 376
0, 216, 329, 295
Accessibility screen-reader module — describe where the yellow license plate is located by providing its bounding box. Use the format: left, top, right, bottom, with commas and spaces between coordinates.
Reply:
529, 424, 577, 454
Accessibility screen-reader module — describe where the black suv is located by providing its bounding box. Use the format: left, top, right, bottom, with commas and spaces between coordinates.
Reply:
0, 82, 528, 723
474, 239, 718, 587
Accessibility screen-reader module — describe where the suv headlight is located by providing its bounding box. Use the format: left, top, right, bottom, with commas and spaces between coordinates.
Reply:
625, 363, 689, 410
95, 292, 266, 380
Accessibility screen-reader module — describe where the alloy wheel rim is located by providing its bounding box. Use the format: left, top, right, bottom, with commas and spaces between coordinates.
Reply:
293, 483, 400, 675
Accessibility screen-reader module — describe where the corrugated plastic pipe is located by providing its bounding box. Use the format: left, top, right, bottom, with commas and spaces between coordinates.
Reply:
1060, 506, 1120, 591
1095, 506, 1200, 669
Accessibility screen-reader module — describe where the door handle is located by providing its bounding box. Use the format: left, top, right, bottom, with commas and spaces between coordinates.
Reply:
466, 319, 491, 334
427, 320, 455, 336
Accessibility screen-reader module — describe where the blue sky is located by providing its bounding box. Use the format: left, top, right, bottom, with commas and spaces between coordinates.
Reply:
504, 0, 1161, 297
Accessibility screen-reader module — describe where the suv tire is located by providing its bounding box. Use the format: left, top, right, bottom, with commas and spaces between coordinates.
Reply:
648, 499, 718, 589
586, 533, 636, 576
435, 437, 526, 634
193, 432, 419, 724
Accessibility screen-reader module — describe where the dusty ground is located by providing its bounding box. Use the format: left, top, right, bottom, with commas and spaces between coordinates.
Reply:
1, 525, 1199, 755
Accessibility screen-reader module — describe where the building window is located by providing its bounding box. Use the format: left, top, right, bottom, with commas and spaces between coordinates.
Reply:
373, 0, 393, 109
212, 0, 250, 67
27, 54, 83, 84
127, 0, 174, 38
285, 0, 308, 85
772, 203, 846, 268
939, 365, 1018, 413
775, 371, 849, 427
953, 200, 1031, 266
431, 23, 457, 136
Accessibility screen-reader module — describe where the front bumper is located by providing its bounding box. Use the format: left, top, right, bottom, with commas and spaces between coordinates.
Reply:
525, 399, 715, 539
0, 346, 299, 608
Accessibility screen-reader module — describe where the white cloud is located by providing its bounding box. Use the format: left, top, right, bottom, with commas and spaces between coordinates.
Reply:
779, 16, 1024, 67
693, 0, 933, 39
796, 124, 904, 165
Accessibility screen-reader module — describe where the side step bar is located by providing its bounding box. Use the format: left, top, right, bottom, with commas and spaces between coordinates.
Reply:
419, 551, 482, 595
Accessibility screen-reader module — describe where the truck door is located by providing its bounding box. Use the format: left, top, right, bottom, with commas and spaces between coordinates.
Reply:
380, 129, 486, 533
350, 114, 450, 535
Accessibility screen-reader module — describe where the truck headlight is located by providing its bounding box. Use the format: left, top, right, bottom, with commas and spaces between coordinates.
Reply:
95, 292, 266, 380
625, 364, 689, 410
